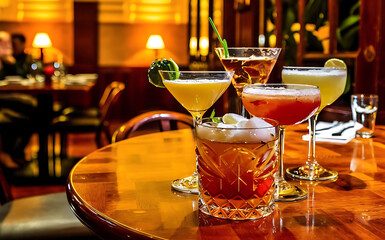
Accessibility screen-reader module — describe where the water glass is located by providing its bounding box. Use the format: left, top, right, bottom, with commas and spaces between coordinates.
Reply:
351, 94, 378, 138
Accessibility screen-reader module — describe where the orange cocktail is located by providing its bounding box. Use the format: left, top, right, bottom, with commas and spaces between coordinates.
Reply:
196, 117, 279, 220
215, 48, 281, 96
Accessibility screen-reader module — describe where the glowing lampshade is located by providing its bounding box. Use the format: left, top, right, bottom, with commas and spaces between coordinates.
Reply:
33, 33, 52, 48
146, 35, 165, 50
33, 33, 52, 63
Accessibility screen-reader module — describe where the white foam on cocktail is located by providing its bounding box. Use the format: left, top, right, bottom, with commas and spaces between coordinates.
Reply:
237, 117, 274, 128
225, 56, 275, 61
197, 116, 276, 143
282, 69, 346, 77
243, 87, 320, 96
163, 79, 230, 84
216, 123, 237, 129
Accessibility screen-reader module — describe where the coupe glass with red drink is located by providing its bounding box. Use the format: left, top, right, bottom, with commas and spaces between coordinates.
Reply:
242, 84, 321, 201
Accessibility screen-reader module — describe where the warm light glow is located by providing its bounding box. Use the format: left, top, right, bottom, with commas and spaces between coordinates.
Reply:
269, 34, 277, 47
189, 37, 197, 56
32, 33, 52, 48
258, 34, 266, 47
199, 37, 209, 56
146, 35, 165, 49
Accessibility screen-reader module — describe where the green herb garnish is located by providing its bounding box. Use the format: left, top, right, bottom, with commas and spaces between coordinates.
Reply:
209, 17, 229, 58
209, 109, 221, 123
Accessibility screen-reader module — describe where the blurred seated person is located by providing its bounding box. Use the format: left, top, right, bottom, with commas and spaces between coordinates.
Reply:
0, 32, 32, 79
0, 31, 37, 168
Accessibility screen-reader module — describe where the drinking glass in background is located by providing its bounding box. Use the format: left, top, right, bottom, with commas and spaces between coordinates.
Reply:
27, 59, 44, 82
351, 94, 378, 138
52, 61, 66, 82
215, 47, 281, 116
282, 66, 347, 181
196, 117, 279, 220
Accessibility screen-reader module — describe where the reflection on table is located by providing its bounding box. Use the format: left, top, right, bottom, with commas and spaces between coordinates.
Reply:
67, 125, 385, 239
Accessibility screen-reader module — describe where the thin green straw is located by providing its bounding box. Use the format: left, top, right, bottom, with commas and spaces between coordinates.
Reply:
209, 17, 229, 58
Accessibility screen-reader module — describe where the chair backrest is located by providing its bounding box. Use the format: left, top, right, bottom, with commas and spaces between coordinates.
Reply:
98, 82, 115, 109
99, 81, 125, 123
95, 81, 125, 147
111, 110, 194, 143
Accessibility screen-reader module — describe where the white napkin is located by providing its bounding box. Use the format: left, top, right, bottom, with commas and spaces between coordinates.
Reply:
64, 75, 89, 85
2, 78, 33, 86
302, 121, 363, 144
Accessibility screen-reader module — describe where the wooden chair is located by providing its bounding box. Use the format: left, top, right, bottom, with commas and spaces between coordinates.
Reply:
0, 167, 98, 239
59, 79, 118, 118
112, 110, 194, 143
52, 81, 125, 160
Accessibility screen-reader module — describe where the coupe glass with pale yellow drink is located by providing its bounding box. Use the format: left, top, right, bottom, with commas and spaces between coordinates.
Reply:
281, 59, 347, 181
159, 70, 233, 194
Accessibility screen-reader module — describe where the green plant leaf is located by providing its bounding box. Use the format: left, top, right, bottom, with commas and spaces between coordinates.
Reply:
209, 109, 221, 123
284, 8, 296, 31
350, 1, 360, 15
209, 109, 215, 119
304, 0, 327, 28
339, 15, 360, 31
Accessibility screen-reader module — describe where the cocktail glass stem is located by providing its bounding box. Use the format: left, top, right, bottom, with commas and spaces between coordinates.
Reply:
241, 104, 250, 118
171, 116, 200, 194
286, 114, 338, 180
275, 127, 308, 202
307, 114, 318, 176
233, 92, 249, 118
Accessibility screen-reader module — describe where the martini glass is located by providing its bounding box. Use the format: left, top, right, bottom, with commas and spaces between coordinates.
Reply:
215, 47, 281, 116
159, 70, 233, 194
282, 67, 347, 180
242, 83, 321, 201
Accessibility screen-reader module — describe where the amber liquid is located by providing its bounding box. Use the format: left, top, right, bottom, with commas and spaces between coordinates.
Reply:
197, 138, 278, 219
220, 58, 278, 96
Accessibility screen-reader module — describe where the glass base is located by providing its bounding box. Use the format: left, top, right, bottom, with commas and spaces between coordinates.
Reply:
286, 164, 338, 181
275, 179, 308, 202
171, 175, 199, 194
199, 196, 274, 220
356, 131, 373, 138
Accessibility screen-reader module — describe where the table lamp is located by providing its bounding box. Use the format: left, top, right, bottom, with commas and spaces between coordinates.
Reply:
146, 35, 165, 59
33, 33, 52, 63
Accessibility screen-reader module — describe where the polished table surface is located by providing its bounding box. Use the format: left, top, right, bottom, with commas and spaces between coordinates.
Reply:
67, 125, 385, 239
0, 79, 95, 178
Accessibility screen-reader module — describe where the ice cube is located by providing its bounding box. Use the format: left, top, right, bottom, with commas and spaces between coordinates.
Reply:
235, 117, 276, 142
248, 117, 274, 128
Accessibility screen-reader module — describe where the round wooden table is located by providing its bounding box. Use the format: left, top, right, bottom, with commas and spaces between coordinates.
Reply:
67, 126, 385, 239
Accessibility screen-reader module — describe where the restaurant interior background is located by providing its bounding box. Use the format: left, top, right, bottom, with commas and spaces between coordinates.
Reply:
1, 0, 384, 122
0, 0, 385, 181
